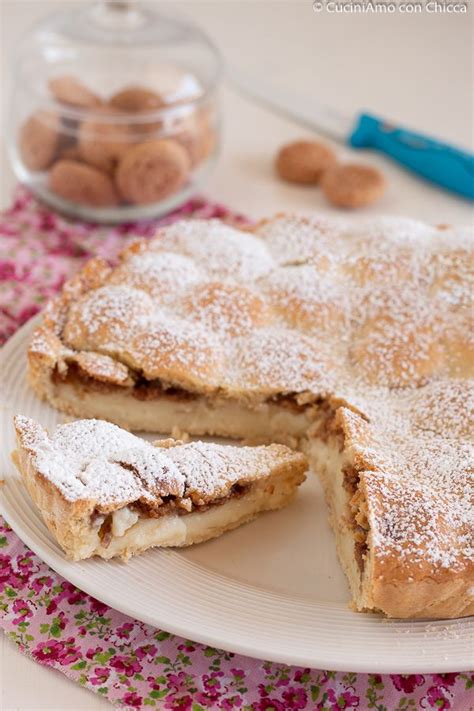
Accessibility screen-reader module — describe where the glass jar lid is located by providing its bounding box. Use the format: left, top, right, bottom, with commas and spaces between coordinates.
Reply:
14, 1, 221, 117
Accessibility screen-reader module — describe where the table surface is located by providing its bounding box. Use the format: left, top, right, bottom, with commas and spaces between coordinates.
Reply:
0, 1, 472, 708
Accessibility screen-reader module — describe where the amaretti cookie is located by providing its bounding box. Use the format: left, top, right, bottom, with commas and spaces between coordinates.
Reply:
78, 110, 133, 174
116, 139, 190, 204
175, 108, 216, 167
48, 160, 118, 207
109, 85, 165, 136
322, 163, 385, 208
49, 75, 102, 109
109, 85, 165, 113
276, 140, 336, 184
19, 111, 60, 171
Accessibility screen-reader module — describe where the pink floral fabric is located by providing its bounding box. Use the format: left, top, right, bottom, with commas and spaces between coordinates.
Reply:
1, 522, 472, 710
0, 188, 472, 710
0, 187, 247, 344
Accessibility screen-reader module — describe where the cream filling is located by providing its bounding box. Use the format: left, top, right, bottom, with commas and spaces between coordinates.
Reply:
76, 472, 298, 561
43, 376, 315, 443
305, 437, 369, 610
111, 507, 140, 537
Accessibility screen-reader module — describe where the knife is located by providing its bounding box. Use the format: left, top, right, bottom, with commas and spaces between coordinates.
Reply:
227, 68, 474, 201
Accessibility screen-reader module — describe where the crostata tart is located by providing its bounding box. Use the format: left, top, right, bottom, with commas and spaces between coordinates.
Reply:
26, 215, 474, 619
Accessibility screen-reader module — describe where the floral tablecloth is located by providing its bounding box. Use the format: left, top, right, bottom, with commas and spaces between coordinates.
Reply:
0, 188, 472, 710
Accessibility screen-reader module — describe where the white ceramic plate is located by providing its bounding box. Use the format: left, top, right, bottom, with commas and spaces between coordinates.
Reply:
1, 318, 472, 673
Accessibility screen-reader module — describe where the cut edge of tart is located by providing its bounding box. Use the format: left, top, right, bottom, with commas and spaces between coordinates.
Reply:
12, 415, 307, 561
304, 406, 474, 620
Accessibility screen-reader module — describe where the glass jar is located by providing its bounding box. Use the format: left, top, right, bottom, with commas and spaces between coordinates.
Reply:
8, 1, 221, 223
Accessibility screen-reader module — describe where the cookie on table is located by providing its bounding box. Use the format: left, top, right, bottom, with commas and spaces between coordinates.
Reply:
19, 111, 60, 171
48, 160, 119, 207
276, 140, 336, 184
322, 163, 385, 208
49, 75, 102, 109
116, 139, 190, 205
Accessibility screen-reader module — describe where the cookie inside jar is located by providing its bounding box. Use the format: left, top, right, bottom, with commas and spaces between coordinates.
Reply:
9, 2, 221, 223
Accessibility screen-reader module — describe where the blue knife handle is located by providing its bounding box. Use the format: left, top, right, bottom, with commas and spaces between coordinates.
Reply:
349, 113, 474, 201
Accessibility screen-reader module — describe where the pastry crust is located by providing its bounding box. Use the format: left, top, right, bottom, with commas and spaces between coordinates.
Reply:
13, 416, 307, 561
26, 214, 474, 618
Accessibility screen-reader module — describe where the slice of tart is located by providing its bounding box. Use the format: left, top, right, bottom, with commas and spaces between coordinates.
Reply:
12, 415, 307, 561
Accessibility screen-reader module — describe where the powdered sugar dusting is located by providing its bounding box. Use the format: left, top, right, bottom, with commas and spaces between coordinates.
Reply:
229, 327, 335, 394
152, 219, 275, 281
256, 214, 346, 265
53, 418, 141, 460
166, 440, 290, 503
339, 383, 473, 570
58, 215, 473, 397
109, 251, 203, 301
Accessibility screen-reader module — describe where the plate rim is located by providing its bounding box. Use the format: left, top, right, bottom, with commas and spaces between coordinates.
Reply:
1, 316, 473, 674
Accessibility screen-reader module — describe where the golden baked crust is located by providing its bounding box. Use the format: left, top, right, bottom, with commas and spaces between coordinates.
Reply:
26, 214, 474, 617
13, 416, 307, 561
307, 396, 473, 619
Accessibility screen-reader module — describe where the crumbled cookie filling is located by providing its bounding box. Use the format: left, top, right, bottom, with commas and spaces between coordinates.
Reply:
98, 515, 113, 547
53, 362, 329, 413
52, 362, 197, 402
132, 481, 250, 519
132, 379, 197, 402
345, 469, 370, 574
